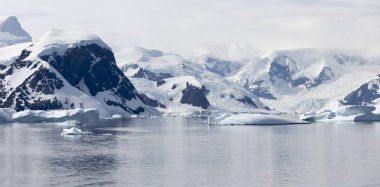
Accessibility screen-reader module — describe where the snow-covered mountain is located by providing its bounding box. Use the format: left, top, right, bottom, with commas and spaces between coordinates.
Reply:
193, 56, 243, 77
342, 74, 380, 105
0, 16, 32, 48
0, 29, 158, 117
115, 47, 269, 115
228, 49, 380, 112
1, 16, 379, 117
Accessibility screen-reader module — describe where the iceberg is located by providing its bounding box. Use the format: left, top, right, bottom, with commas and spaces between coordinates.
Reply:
61, 127, 83, 135
12, 108, 99, 123
111, 114, 123, 119
61, 127, 92, 135
215, 113, 308, 125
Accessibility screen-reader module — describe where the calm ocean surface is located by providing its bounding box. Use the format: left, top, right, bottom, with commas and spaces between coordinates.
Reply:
1, 117, 380, 187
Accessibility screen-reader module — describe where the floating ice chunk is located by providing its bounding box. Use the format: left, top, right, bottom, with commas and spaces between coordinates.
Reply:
61, 127, 83, 135
218, 113, 308, 125
111, 114, 123, 119
61, 127, 92, 135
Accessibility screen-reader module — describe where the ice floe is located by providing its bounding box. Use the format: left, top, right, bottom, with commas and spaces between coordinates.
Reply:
61, 127, 92, 136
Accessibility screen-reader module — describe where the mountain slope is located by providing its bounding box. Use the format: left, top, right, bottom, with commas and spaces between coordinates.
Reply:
0, 16, 32, 48
115, 47, 269, 114
342, 74, 380, 105
0, 29, 157, 117
229, 49, 380, 112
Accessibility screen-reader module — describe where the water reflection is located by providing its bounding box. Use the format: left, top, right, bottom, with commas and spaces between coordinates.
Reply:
0, 119, 380, 187
47, 154, 117, 186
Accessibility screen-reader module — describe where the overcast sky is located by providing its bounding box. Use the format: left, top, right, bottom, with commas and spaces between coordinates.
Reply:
1, 0, 379, 59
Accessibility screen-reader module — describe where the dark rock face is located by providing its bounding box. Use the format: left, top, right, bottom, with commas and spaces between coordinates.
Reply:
133, 68, 173, 81
180, 83, 210, 109
305, 67, 334, 89
41, 44, 137, 99
26, 68, 64, 94
124, 64, 173, 81
342, 75, 380, 105
269, 56, 296, 85
106, 100, 145, 114
41, 44, 149, 114
268, 56, 334, 90
292, 77, 310, 87
205, 57, 241, 76
0, 49, 65, 111
235, 96, 257, 108
0, 65, 65, 111
156, 80, 165, 87
139, 94, 166, 108
245, 80, 277, 100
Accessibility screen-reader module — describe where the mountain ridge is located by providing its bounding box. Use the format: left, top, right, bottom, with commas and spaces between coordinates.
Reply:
0, 16, 32, 48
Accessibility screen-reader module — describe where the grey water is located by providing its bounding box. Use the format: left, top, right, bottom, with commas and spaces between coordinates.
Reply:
1, 118, 380, 187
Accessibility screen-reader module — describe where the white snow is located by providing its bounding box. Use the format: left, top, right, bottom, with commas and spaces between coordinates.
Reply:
116, 47, 182, 71
217, 113, 308, 125
25, 29, 110, 58
0, 42, 31, 66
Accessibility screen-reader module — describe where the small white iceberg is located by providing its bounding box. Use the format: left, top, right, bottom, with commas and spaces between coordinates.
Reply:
111, 114, 123, 119
61, 127, 92, 136
217, 113, 308, 125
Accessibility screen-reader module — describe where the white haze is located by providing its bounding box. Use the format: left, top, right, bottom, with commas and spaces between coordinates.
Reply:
1, 0, 379, 59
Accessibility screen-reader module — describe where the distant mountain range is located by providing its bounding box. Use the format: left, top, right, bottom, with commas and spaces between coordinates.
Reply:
0, 16, 379, 117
